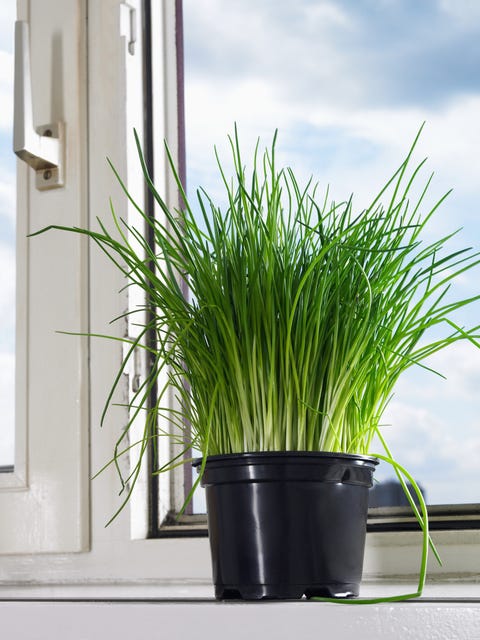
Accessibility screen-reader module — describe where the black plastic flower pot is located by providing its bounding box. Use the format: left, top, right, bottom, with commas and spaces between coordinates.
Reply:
193, 451, 378, 600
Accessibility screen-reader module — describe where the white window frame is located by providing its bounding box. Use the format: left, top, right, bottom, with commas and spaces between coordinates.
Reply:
0, 0, 90, 554
0, 0, 214, 593
0, 0, 478, 596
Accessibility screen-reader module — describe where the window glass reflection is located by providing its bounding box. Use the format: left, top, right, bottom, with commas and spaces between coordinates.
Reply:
183, 0, 480, 506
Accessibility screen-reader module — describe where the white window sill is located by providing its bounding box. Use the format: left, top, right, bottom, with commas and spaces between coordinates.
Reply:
0, 579, 478, 599
0, 587, 479, 640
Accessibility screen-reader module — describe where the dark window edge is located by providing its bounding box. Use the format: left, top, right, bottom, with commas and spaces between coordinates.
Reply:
150, 505, 480, 538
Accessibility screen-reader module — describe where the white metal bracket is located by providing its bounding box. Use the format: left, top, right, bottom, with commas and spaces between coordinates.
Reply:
120, 3, 137, 56
13, 21, 65, 190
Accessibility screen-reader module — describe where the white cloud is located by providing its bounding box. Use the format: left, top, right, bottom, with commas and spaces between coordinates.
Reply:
0, 242, 15, 331
184, 0, 480, 210
337, 97, 480, 198
378, 396, 480, 503
439, 0, 480, 26
186, 81, 480, 258
184, 1, 480, 207
183, 0, 480, 505
0, 9, 21, 467
0, 50, 14, 132
0, 0, 15, 133
376, 338, 480, 503
0, 351, 14, 466
423, 341, 480, 399
0, 3, 15, 48
0, 173, 16, 225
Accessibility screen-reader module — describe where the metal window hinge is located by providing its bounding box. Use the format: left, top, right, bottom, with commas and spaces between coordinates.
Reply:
120, 3, 137, 56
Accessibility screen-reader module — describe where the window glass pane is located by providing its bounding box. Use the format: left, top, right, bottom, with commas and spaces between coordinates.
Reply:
0, 4, 16, 467
183, 0, 480, 507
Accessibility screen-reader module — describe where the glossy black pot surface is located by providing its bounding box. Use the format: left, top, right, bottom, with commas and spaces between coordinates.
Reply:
193, 451, 378, 600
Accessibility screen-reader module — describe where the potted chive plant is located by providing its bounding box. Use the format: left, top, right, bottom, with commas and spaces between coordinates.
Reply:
34, 125, 480, 601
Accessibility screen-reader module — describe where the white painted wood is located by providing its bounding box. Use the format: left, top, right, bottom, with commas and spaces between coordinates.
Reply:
0, 0, 209, 582
0, 0, 89, 554
0, 599, 479, 640
364, 529, 480, 581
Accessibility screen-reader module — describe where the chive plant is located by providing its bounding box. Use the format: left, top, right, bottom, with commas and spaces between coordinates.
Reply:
34, 125, 480, 521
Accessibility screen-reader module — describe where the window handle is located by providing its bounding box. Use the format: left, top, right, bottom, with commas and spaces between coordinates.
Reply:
13, 20, 64, 190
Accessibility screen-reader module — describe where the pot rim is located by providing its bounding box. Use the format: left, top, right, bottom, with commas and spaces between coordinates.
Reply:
192, 450, 379, 467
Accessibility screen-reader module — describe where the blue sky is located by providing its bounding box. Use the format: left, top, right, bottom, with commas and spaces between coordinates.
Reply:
0, 2, 15, 465
183, 0, 480, 504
